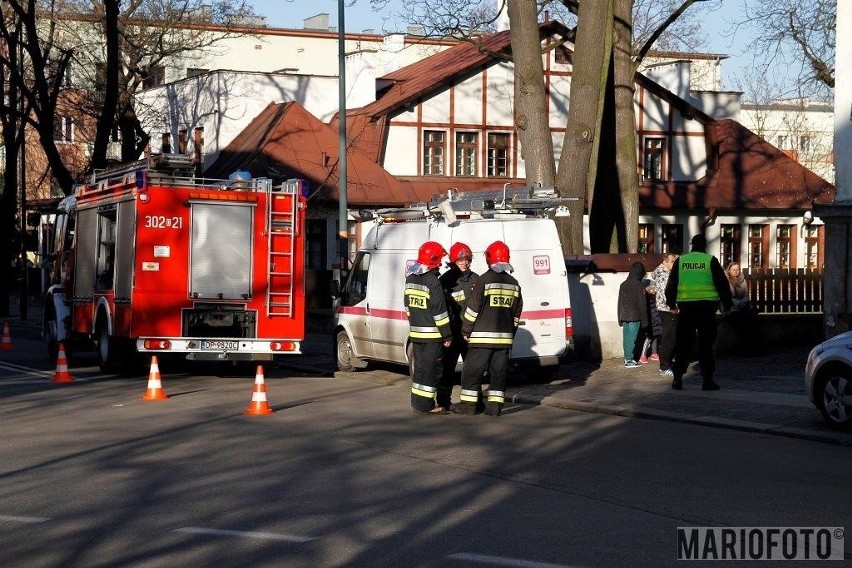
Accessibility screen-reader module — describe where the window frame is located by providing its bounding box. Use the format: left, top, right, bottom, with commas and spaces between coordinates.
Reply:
486, 132, 511, 177
422, 130, 446, 176
643, 137, 666, 181
454, 131, 478, 177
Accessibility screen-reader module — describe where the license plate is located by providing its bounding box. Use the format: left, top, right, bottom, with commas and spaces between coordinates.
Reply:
199, 340, 240, 350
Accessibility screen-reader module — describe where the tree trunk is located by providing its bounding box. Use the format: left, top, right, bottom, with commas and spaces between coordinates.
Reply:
90, 0, 121, 170
507, 0, 555, 189
554, 0, 613, 255
613, 0, 639, 252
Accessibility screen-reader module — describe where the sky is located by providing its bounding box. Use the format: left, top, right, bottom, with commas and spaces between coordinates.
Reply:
252, 0, 757, 91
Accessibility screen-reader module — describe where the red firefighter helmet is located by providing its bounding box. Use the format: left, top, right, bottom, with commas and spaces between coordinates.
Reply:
417, 241, 447, 270
449, 242, 473, 262
485, 240, 510, 265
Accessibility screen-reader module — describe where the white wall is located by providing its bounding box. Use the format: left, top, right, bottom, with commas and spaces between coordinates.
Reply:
136, 71, 340, 168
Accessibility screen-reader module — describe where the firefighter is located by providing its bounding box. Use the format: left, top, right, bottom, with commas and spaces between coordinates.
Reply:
437, 242, 480, 410
452, 240, 523, 417
664, 234, 732, 391
404, 241, 453, 414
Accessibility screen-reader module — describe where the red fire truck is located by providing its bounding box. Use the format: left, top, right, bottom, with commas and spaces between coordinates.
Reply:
43, 153, 307, 371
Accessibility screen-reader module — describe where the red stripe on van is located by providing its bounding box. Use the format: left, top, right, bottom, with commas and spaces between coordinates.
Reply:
522, 309, 565, 320
338, 306, 368, 316
339, 307, 564, 321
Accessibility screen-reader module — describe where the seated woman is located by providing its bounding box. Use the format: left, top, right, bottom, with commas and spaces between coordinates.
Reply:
725, 262, 750, 312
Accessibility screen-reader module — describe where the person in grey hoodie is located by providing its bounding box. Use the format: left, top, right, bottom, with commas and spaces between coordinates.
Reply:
617, 262, 649, 367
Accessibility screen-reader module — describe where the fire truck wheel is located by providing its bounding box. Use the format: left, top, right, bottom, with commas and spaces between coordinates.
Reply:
336, 330, 366, 372
96, 320, 117, 373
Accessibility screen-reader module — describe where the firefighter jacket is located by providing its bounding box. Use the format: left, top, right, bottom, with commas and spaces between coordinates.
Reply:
461, 269, 523, 348
404, 269, 453, 343
439, 266, 479, 332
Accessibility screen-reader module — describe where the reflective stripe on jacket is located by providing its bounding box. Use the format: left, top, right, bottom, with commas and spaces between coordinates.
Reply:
405, 270, 452, 342
461, 270, 523, 348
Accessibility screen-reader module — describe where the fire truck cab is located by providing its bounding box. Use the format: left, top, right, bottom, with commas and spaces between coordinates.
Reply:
43, 154, 307, 370
332, 187, 574, 373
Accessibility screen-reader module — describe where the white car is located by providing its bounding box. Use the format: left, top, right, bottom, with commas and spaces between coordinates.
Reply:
805, 331, 852, 430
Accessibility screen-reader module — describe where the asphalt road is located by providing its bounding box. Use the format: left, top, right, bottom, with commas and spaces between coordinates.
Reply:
1, 342, 850, 567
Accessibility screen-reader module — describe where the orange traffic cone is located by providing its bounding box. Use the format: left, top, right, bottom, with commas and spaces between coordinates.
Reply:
141, 356, 168, 401
52, 342, 73, 383
245, 365, 274, 415
0, 321, 12, 351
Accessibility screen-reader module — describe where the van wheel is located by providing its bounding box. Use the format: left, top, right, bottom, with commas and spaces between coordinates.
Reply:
336, 331, 366, 372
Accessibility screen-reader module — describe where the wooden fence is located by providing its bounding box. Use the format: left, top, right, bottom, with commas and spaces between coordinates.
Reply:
743, 268, 823, 314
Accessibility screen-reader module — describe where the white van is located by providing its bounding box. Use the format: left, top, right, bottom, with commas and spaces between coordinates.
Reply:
332, 205, 573, 373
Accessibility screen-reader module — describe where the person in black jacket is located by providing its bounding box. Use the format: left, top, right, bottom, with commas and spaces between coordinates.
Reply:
437, 242, 479, 410
617, 262, 649, 367
404, 241, 453, 413
451, 241, 523, 417
664, 234, 733, 391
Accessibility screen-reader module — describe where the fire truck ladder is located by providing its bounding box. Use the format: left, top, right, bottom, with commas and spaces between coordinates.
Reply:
266, 184, 297, 318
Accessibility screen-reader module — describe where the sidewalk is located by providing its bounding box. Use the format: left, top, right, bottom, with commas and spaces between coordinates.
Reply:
4, 300, 850, 446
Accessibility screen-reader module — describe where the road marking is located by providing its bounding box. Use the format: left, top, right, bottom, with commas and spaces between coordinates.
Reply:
447, 553, 579, 568
0, 515, 50, 523
174, 527, 316, 542
0, 361, 108, 383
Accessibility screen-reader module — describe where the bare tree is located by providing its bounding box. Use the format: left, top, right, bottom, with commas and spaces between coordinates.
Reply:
738, 0, 834, 98
59, 0, 259, 168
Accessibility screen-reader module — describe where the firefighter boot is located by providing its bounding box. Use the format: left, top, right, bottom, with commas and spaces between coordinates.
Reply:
450, 402, 477, 415
702, 380, 721, 391
671, 378, 683, 390
483, 401, 503, 417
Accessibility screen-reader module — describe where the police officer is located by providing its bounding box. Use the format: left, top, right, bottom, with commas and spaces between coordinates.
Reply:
664, 234, 732, 391
437, 242, 479, 410
452, 241, 523, 417
404, 241, 453, 413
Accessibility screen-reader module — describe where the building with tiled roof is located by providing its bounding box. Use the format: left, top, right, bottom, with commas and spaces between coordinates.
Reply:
139, 21, 833, 283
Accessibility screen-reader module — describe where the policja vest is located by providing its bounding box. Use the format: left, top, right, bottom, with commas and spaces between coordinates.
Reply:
676, 252, 720, 302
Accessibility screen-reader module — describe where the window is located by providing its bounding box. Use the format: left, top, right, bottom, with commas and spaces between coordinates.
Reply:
554, 46, 570, 65
661, 224, 683, 254
748, 224, 769, 270
187, 68, 209, 78
54, 116, 74, 143
638, 223, 654, 253
777, 135, 788, 148
720, 224, 741, 268
775, 224, 795, 269
306, 219, 326, 270
804, 225, 823, 270
455, 132, 478, 176
423, 130, 445, 175
143, 65, 166, 89
799, 136, 811, 154
487, 133, 510, 177
96, 208, 117, 289
643, 138, 665, 180
341, 252, 370, 306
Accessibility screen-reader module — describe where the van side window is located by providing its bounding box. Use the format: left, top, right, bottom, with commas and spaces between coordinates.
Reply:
341, 252, 370, 306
